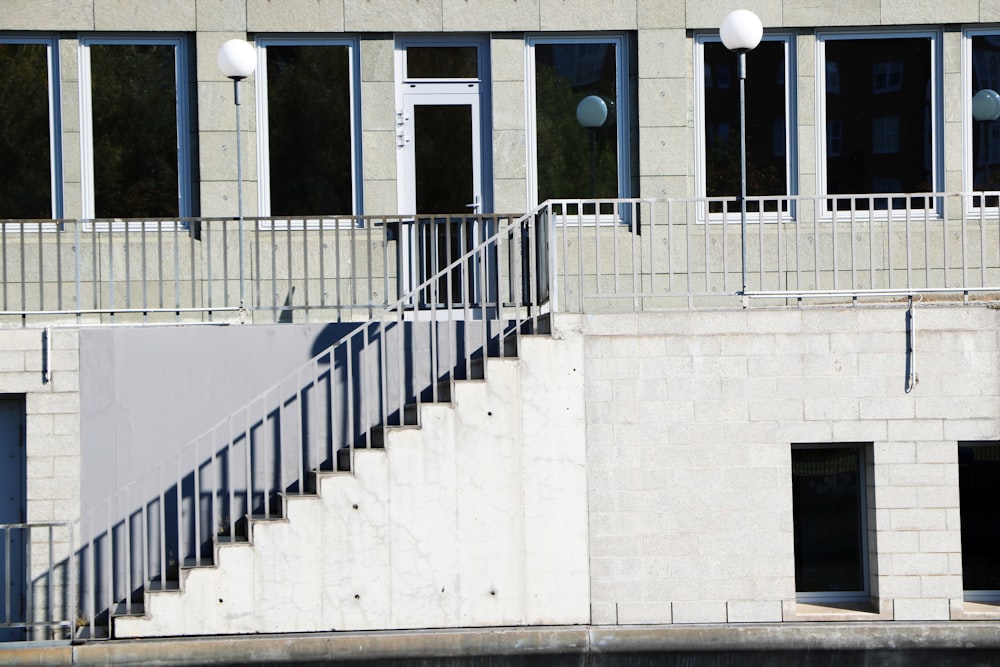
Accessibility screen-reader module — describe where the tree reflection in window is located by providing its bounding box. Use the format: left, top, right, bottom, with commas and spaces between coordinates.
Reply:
90, 44, 179, 218
265, 44, 353, 216
0, 43, 52, 219
703, 40, 788, 213
533, 42, 619, 203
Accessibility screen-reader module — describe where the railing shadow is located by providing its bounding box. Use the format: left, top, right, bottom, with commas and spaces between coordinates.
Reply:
64, 210, 548, 638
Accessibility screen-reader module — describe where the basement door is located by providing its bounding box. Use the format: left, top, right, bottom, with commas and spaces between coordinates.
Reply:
0, 397, 26, 641
396, 40, 492, 306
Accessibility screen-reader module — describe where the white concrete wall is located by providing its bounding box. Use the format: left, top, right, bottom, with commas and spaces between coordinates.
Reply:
585, 307, 1000, 624
115, 330, 589, 637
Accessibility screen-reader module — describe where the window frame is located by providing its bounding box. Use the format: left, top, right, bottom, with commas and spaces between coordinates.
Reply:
962, 27, 1000, 213
815, 29, 943, 219
0, 34, 62, 220
254, 35, 363, 225
525, 33, 632, 221
791, 442, 873, 605
694, 31, 797, 222
78, 34, 192, 222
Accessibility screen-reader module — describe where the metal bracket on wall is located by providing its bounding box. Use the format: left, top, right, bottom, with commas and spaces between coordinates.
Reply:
42, 327, 51, 384
905, 296, 919, 393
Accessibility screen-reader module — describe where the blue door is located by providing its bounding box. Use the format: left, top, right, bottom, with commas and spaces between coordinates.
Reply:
0, 397, 26, 641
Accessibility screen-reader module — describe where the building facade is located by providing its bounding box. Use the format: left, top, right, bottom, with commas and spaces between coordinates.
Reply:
2, 0, 1000, 653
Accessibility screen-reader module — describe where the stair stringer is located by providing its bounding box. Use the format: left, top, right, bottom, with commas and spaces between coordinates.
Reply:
113, 321, 589, 638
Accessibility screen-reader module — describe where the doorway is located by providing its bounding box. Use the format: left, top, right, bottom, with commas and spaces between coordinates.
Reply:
0, 396, 26, 641
396, 38, 492, 305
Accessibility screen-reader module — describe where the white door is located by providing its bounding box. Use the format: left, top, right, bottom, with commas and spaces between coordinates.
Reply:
398, 88, 485, 304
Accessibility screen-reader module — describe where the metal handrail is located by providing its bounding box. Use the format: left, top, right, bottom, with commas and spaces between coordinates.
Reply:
542, 191, 1000, 311
0, 522, 74, 641
3, 191, 999, 325
72, 206, 550, 639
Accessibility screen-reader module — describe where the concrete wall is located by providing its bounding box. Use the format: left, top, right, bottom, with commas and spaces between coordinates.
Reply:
77, 322, 358, 509
114, 332, 590, 637
584, 306, 1000, 624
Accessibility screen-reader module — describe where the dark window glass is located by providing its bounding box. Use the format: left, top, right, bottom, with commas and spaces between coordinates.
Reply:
792, 446, 866, 594
703, 41, 787, 203
971, 36, 1000, 195
824, 37, 933, 207
534, 42, 619, 202
266, 45, 353, 216
959, 443, 1000, 591
406, 46, 478, 79
90, 44, 179, 218
0, 43, 52, 219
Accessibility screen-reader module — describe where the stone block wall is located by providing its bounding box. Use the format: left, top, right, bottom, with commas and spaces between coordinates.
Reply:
583, 306, 1000, 624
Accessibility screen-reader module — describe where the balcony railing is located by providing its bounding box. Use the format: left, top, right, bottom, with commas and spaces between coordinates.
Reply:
543, 192, 1000, 311
0, 214, 514, 325
3, 193, 999, 328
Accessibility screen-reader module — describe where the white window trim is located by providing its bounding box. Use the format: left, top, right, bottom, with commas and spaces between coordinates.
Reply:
815, 29, 944, 221
694, 32, 797, 224
254, 35, 363, 227
792, 443, 873, 605
962, 28, 1000, 215
525, 33, 631, 221
0, 35, 62, 221
78, 34, 192, 222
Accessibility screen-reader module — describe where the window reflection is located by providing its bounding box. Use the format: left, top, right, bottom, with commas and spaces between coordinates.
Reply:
0, 43, 52, 219
90, 43, 179, 218
703, 40, 788, 212
824, 37, 933, 205
971, 35, 1000, 192
533, 42, 619, 202
266, 44, 353, 216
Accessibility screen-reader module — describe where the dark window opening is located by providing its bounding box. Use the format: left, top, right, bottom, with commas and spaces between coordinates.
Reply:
959, 442, 1000, 593
90, 43, 180, 218
823, 36, 934, 210
792, 445, 868, 597
0, 43, 52, 219
534, 41, 620, 202
703, 40, 788, 213
265, 44, 354, 217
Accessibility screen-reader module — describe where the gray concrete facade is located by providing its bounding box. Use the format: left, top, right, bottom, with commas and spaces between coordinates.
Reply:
5, 0, 1000, 650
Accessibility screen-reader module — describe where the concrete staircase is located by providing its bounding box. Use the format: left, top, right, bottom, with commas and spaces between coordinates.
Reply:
113, 322, 589, 638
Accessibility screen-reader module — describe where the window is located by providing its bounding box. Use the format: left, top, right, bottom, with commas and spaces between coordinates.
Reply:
696, 34, 794, 213
256, 38, 360, 217
968, 32, 1000, 194
0, 37, 60, 219
791, 444, 872, 602
872, 116, 900, 154
818, 32, 939, 208
527, 35, 632, 206
80, 36, 192, 219
958, 442, 1000, 598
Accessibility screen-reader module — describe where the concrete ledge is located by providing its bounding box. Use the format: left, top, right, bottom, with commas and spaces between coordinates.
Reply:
7, 623, 1000, 665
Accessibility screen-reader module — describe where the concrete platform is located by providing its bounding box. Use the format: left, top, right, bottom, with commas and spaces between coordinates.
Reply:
4, 622, 1000, 666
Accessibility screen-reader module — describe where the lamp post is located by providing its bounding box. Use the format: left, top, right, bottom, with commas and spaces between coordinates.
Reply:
576, 95, 611, 198
217, 39, 256, 310
720, 9, 762, 301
